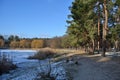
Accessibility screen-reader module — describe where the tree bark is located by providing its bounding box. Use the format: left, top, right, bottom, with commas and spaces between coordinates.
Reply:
92, 39, 95, 55
102, 0, 108, 57
98, 5, 100, 54
115, 40, 118, 51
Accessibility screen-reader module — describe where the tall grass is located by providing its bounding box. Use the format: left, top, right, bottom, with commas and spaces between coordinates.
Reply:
0, 52, 17, 75
28, 48, 57, 60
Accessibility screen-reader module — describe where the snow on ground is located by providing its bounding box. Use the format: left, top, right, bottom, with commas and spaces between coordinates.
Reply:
0, 60, 67, 80
0, 49, 68, 80
0, 61, 39, 80
106, 51, 120, 56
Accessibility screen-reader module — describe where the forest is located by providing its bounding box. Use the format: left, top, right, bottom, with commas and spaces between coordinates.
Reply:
66, 0, 120, 56
0, 35, 65, 49
1, 0, 120, 57
1, 0, 120, 79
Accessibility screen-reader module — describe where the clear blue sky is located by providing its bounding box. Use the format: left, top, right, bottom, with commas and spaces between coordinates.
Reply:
0, 0, 73, 38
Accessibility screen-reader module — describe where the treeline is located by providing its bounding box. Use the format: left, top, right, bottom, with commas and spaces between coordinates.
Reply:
0, 35, 69, 49
66, 0, 120, 56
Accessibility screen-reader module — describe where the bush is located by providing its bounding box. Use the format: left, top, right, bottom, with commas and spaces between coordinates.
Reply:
28, 49, 57, 60
0, 54, 17, 75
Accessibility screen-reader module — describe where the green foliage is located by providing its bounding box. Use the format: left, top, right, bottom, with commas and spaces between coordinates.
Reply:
8, 35, 20, 42
0, 35, 4, 40
66, 0, 120, 53
110, 24, 120, 42
61, 35, 72, 48
66, 0, 97, 49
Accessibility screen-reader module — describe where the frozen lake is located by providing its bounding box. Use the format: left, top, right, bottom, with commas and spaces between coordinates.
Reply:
0, 49, 68, 80
0, 49, 37, 64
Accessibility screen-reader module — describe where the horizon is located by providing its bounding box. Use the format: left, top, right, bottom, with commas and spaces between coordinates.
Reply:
0, 0, 73, 38
0, 34, 64, 40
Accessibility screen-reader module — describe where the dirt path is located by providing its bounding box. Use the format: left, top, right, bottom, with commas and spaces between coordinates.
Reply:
64, 55, 120, 80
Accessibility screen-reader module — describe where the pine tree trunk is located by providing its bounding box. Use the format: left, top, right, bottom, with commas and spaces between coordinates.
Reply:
102, 40, 106, 57
115, 40, 118, 51
98, 6, 100, 54
92, 39, 95, 55
102, 0, 108, 57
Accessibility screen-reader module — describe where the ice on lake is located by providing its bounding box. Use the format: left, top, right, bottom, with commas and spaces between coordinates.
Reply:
0, 49, 68, 80
0, 49, 37, 64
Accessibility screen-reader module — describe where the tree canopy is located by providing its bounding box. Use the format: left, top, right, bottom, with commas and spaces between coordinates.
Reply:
66, 0, 120, 56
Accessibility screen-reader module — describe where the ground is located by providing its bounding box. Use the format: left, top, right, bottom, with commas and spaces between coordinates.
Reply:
1, 49, 120, 80
64, 54, 120, 80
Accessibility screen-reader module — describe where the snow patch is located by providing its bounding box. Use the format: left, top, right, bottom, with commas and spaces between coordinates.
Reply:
0, 50, 68, 80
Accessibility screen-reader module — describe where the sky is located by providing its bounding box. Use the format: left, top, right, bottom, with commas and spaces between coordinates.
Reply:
0, 0, 73, 38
